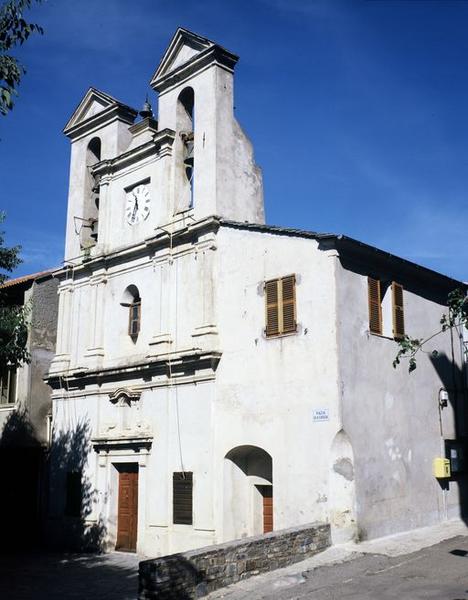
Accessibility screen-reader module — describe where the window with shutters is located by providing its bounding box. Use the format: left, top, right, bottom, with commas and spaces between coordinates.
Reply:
392, 282, 405, 339
173, 472, 193, 525
368, 277, 382, 335
128, 299, 141, 338
121, 284, 141, 341
0, 366, 17, 405
265, 275, 297, 337
368, 277, 405, 339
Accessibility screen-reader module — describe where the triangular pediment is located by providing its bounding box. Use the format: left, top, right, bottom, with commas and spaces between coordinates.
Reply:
150, 28, 216, 87
64, 88, 132, 135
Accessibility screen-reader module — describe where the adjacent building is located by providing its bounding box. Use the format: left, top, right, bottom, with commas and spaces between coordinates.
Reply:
0, 270, 58, 547
46, 28, 467, 556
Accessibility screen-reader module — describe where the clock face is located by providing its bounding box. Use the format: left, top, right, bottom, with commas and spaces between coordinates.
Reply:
126, 184, 150, 225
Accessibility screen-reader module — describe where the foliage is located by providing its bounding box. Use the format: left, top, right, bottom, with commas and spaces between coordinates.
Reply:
0, 302, 30, 368
0, 212, 30, 368
0, 0, 43, 116
393, 289, 468, 373
0, 211, 20, 282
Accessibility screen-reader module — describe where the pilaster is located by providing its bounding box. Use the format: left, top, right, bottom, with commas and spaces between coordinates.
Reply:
84, 271, 107, 365
148, 250, 173, 356
192, 233, 219, 351
49, 282, 74, 373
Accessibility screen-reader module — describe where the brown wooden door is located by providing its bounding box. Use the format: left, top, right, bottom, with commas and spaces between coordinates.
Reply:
262, 487, 273, 533
116, 465, 138, 551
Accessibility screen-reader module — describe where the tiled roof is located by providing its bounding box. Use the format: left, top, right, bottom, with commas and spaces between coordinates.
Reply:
0, 268, 56, 289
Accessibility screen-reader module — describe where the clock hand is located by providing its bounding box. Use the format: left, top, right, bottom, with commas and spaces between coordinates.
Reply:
131, 194, 138, 220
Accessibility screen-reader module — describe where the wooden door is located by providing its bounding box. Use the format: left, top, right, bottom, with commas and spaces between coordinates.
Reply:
262, 486, 273, 533
116, 465, 138, 551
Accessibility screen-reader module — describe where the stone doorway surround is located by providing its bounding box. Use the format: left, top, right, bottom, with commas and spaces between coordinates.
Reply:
92, 386, 153, 554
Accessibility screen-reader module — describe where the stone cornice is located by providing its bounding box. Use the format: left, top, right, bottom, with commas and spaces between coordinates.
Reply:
151, 45, 238, 94
92, 128, 175, 177
128, 117, 159, 136
92, 436, 153, 453
52, 216, 221, 282
64, 104, 138, 141
46, 349, 222, 389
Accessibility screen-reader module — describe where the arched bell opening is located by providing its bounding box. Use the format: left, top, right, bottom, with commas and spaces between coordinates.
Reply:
81, 137, 101, 248
223, 445, 273, 540
175, 87, 195, 212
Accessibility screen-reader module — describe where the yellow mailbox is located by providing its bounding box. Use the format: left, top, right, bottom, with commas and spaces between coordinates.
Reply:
433, 457, 451, 479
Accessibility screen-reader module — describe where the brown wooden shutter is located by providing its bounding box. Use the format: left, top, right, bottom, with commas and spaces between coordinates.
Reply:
281, 275, 296, 334
368, 277, 382, 335
173, 472, 193, 525
392, 282, 405, 339
265, 279, 279, 337
128, 301, 141, 337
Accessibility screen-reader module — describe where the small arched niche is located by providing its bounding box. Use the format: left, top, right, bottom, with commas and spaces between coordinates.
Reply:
329, 430, 357, 544
223, 445, 273, 540
121, 285, 141, 341
175, 87, 195, 212
81, 137, 102, 248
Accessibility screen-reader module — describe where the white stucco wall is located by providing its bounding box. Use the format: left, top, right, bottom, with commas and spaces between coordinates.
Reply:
214, 227, 341, 539
336, 258, 465, 539
49, 224, 344, 556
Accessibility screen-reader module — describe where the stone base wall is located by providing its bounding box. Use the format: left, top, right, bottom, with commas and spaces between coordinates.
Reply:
139, 522, 330, 599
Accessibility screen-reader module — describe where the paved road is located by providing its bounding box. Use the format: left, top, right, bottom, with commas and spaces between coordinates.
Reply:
209, 535, 468, 600
0, 551, 139, 600
2, 535, 468, 599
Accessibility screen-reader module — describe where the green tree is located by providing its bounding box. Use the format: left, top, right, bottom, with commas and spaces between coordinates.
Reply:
393, 288, 468, 372
0, 212, 29, 369
0, 0, 43, 116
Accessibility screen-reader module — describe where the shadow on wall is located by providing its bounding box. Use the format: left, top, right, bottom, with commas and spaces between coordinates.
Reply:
48, 418, 106, 552
0, 408, 45, 550
0, 408, 106, 552
139, 553, 205, 600
430, 339, 468, 527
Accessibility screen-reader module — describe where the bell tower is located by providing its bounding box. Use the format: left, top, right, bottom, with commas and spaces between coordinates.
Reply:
62, 89, 137, 261
151, 28, 265, 224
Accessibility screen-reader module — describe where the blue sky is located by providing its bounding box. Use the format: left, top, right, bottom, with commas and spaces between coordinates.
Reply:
1, 0, 467, 280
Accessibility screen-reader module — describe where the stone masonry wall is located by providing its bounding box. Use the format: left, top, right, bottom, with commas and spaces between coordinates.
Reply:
139, 522, 330, 599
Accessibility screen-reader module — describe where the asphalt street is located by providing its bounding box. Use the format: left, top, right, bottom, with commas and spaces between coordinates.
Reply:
0, 550, 139, 600
208, 535, 468, 600
1, 533, 468, 599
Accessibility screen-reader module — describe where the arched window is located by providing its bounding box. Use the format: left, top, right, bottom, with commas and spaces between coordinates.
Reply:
81, 137, 101, 247
176, 87, 195, 211
87, 137, 101, 164
121, 285, 141, 340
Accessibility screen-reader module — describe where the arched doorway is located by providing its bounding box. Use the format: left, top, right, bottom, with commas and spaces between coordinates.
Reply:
329, 430, 357, 543
223, 445, 272, 541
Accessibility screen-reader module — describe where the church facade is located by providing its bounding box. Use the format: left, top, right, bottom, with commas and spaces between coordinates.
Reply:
47, 29, 467, 556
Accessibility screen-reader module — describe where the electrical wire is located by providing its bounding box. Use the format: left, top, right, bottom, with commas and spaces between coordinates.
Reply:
157, 226, 185, 475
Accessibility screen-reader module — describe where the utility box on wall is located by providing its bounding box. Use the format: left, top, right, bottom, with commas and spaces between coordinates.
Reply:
433, 457, 451, 479
445, 440, 465, 475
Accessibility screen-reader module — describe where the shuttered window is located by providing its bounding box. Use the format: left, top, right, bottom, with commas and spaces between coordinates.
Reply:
265, 275, 297, 337
173, 472, 193, 525
368, 277, 382, 335
128, 300, 141, 338
392, 282, 405, 339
